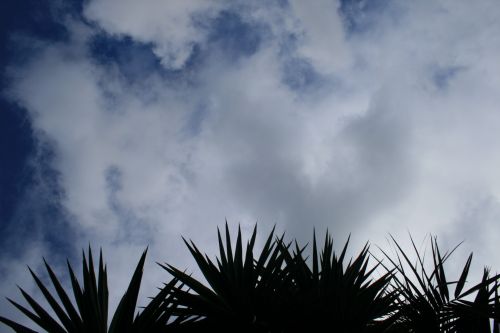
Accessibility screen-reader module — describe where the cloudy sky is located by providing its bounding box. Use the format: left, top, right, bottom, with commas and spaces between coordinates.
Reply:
2, 0, 500, 324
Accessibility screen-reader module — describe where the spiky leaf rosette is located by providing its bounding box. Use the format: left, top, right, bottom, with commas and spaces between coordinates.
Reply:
0, 247, 176, 333
161, 223, 291, 332
381, 235, 500, 333
278, 231, 396, 333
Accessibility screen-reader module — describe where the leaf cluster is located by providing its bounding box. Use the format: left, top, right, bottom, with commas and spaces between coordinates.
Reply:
1, 224, 500, 333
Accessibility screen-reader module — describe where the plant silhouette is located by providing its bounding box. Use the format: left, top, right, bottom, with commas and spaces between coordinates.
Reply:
2, 224, 499, 332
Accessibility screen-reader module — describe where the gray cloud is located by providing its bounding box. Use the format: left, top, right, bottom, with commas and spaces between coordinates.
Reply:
4, 0, 500, 319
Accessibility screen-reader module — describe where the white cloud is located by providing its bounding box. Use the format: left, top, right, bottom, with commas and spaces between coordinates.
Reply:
288, 0, 351, 74
83, 0, 225, 69
5, 0, 500, 317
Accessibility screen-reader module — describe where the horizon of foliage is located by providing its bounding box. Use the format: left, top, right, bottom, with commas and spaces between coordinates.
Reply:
1, 224, 500, 333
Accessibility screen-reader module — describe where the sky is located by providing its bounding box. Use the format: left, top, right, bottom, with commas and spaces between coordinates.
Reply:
2, 0, 500, 326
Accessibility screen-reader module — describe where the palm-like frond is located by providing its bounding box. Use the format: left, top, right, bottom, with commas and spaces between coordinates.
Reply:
0, 247, 173, 333
3, 225, 500, 333
131, 278, 198, 332
279, 231, 396, 332
381, 235, 500, 333
161, 223, 289, 332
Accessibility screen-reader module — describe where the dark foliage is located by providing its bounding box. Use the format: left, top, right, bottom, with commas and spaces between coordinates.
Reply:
2, 225, 500, 333
161, 224, 289, 332
0, 248, 187, 333
278, 232, 396, 332
379, 235, 500, 333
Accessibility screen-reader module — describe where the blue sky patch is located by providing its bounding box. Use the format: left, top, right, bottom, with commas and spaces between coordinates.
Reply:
0, 105, 35, 226
339, 0, 399, 35
89, 35, 163, 82
0, 0, 80, 262
432, 65, 465, 90
207, 10, 264, 62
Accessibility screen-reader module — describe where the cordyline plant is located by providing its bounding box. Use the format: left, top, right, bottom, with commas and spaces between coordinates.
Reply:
379, 235, 500, 333
0, 248, 190, 333
1, 224, 500, 333
278, 232, 397, 332
161, 224, 290, 332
